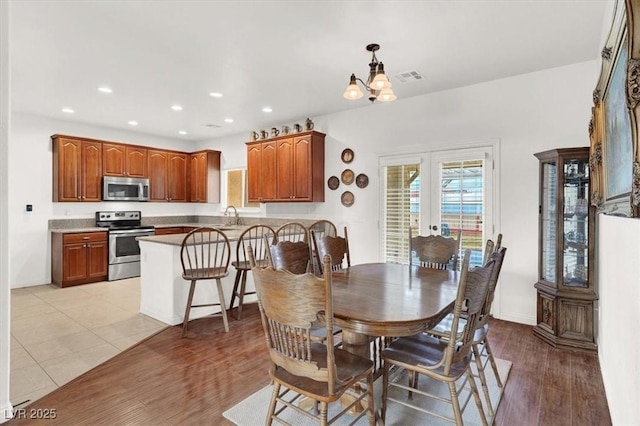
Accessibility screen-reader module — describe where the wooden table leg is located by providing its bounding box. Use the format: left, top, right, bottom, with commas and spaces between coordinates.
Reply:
339, 329, 372, 414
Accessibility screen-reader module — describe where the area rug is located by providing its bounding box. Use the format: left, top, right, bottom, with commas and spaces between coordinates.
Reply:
224, 357, 511, 425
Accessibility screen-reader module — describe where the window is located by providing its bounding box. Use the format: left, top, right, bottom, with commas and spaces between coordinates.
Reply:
223, 169, 260, 210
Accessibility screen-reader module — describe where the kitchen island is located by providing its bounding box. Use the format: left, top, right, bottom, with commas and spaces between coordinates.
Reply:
137, 226, 252, 326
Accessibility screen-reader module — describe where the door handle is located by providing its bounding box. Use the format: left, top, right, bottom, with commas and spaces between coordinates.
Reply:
431, 225, 438, 231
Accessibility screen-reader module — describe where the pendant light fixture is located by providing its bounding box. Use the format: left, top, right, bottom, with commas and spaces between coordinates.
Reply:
343, 43, 396, 103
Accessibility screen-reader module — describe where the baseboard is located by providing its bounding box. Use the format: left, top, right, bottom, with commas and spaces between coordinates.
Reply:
494, 312, 536, 325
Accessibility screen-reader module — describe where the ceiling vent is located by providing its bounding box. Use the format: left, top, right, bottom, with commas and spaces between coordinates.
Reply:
394, 70, 423, 83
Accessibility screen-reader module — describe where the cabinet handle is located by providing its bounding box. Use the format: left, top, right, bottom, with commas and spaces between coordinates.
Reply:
77, 196, 81, 200
82, 237, 90, 240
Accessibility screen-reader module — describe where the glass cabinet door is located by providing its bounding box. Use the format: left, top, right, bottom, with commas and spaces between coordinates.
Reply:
562, 158, 589, 288
541, 161, 557, 284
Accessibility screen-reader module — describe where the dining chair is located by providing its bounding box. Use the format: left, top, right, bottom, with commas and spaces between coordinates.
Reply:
250, 251, 376, 425
266, 238, 311, 275
310, 226, 350, 275
381, 249, 494, 426
424, 246, 507, 417
274, 221, 309, 243
228, 224, 275, 320
409, 227, 460, 270
308, 219, 338, 275
179, 227, 231, 337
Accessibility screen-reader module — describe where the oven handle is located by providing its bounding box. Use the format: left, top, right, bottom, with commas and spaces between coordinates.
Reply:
109, 229, 155, 236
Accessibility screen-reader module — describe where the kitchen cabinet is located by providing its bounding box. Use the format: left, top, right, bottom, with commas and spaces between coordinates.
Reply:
246, 131, 325, 202
533, 147, 597, 353
189, 150, 221, 203
148, 150, 188, 202
52, 135, 103, 202
51, 231, 108, 287
103, 143, 148, 177
154, 227, 189, 235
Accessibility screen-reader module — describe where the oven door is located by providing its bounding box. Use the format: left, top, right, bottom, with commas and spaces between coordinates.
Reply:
108, 228, 154, 264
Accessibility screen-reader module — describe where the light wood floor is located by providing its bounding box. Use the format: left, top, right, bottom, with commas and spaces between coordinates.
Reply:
7, 304, 611, 425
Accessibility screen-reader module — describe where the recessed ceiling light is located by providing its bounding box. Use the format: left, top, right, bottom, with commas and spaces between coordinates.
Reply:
98, 86, 112, 93
209, 92, 223, 98
262, 106, 272, 113
128, 120, 138, 126
224, 118, 234, 123
178, 130, 187, 135
171, 105, 183, 111
62, 107, 75, 114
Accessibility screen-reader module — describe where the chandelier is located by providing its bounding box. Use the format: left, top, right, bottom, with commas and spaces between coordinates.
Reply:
343, 43, 396, 103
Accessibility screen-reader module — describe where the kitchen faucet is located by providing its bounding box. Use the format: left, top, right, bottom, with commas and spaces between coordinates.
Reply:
224, 205, 240, 225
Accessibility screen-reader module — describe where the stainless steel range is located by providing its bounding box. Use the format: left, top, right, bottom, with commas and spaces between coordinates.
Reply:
96, 210, 155, 281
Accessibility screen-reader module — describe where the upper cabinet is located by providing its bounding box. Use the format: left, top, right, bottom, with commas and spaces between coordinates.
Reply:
246, 131, 325, 203
52, 135, 102, 202
189, 150, 221, 203
148, 149, 188, 202
103, 143, 148, 177
52, 134, 220, 203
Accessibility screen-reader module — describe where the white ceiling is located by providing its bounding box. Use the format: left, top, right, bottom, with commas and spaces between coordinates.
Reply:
10, 0, 608, 142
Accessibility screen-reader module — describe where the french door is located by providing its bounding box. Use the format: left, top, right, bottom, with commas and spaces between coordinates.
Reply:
381, 146, 495, 268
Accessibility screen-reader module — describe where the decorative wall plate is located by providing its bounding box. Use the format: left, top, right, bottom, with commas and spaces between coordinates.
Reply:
356, 173, 369, 188
341, 191, 354, 207
341, 169, 354, 185
341, 148, 354, 164
327, 176, 340, 190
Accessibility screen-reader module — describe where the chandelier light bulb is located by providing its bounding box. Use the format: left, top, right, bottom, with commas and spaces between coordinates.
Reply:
377, 87, 397, 102
343, 74, 364, 100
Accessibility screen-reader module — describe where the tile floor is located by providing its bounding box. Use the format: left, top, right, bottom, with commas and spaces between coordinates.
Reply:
10, 278, 166, 408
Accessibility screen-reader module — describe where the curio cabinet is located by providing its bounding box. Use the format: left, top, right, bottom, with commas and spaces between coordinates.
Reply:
533, 147, 597, 353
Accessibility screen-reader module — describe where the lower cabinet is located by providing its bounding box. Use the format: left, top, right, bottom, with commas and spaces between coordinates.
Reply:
51, 232, 108, 287
154, 227, 188, 235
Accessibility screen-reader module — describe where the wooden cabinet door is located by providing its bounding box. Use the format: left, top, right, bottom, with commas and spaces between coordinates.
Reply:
148, 149, 168, 201
81, 141, 103, 201
126, 146, 148, 177
261, 142, 277, 201
189, 153, 205, 202
247, 144, 262, 202
63, 242, 88, 282
56, 138, 82, 201
86, 240, 108, 279
276, 139, 294, 200
292, 136, 312, 200
168, 152, 188, 201
103, 144, 147, 177
102, 143, 126, 176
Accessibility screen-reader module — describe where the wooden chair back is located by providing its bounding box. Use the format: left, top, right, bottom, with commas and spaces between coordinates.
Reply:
483, 233, 503, 265
308, 220, 337, 240
251, 253, 340, 387
311, 226, 350, 275
234, 224, 275, 270
266, 237, 311, 274
478, 246, 507, 327
275, 221, 309, 243
443, 249, 495, 372
180, 227, 231, 280
409, 228, 460, 270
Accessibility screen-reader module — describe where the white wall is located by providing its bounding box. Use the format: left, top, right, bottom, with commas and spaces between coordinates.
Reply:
597, 215, 640, 424
1, 0, 12, 421
197, 59, 599, 324
9, 113, 207, 288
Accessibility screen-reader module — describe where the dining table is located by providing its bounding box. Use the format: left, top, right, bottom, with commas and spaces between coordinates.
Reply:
327, 262, 461, 367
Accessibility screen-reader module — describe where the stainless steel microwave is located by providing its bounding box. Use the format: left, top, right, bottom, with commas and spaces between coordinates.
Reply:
102, 176, 150, 201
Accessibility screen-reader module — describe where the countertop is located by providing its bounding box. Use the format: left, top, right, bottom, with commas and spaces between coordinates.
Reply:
137, 225, 248, 246
49, 222, 243, 234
